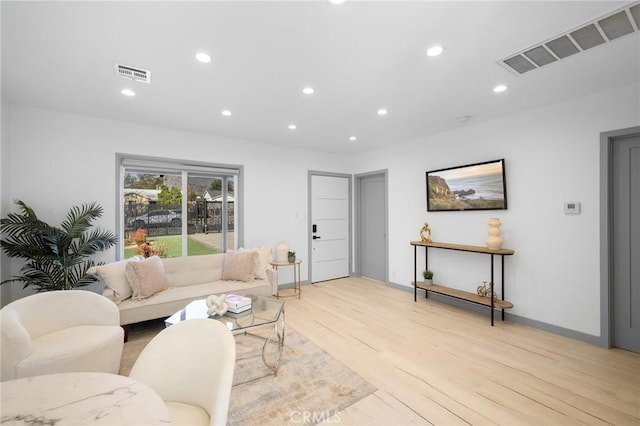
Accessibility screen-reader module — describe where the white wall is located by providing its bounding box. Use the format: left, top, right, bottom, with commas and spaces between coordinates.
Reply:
2, 105, 352, 303
3, 83, 638, 337
352, 83, 640, 337
1, 100, 12, 305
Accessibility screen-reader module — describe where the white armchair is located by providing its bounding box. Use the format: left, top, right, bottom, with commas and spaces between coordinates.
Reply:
1, 290, 124, 381
129, 318, 236, 426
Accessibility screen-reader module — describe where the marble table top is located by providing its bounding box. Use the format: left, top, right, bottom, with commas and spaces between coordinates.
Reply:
1, 372, 171, 425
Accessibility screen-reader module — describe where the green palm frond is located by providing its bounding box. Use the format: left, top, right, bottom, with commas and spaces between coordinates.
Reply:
1, 200, 116, 292
71, 228, 118, 258
14, 262, 57, 290
0, 233, 47, 260
70, 263, 99, 288
61, 202, 103, 238
14, 200, 39, 220
0, 208, 50, 253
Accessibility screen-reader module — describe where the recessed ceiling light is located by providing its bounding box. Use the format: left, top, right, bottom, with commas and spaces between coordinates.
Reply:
288, 124, 297, 130
426, 45, 443, 57
221, 110, 232, 117
493, 84, 509, 93
328, 0, 346, 4
121, 88, 135, 97
195, 52, 211, 63
377, 109, 388, 116
349, 136, 357, 142
302, 87, 315, 95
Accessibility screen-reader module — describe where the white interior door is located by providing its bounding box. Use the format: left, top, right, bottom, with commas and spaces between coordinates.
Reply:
311, 175, 350, 283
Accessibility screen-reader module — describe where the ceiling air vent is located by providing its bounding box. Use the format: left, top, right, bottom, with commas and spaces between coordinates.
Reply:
523, 45, 557, 67
114, 63, 151, 83
545, 35, 580, 59
598, 10, 635, 40
499, 1, 640, 75
631, 3, 640, 28
570, 24, 606, 50
503, 55, 536, 74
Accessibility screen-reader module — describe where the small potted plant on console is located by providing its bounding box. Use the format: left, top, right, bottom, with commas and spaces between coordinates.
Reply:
423, 270, 434, 286
287, 250, 296, 263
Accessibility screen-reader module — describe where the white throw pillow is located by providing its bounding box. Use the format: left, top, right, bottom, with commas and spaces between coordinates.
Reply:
238, 247, 272, 280
222, 250, 257, 282
93, 259, 137, 303
125, 256, 168, 301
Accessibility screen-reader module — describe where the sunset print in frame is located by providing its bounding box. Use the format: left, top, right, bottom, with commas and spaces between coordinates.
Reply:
426, 159, 507, 211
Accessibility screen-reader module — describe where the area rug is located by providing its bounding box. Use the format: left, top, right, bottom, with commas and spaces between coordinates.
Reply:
229, 329, 375, 425
120, 321, 376, 425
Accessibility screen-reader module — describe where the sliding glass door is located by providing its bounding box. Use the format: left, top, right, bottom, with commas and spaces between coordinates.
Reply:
118, 155, 241, 260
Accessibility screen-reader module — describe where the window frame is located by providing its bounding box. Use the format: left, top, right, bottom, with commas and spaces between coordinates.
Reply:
116, 153, 244, 260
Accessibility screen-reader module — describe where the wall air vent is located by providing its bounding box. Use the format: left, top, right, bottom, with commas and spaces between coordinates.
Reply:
499, 1, 640, 75
114, 63, 151, 83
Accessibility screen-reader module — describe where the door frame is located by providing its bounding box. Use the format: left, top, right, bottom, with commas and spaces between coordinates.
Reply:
600, 125, 640, 348
354, 169, 389, 284
307, 171, 353, 283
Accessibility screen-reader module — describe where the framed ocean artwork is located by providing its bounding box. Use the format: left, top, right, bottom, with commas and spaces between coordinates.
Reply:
426, 159, 507, 212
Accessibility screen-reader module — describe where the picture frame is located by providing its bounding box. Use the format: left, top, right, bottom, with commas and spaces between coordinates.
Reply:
426, 159, 507, 212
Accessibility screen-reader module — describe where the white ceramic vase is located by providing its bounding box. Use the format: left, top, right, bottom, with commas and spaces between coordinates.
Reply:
486, 218, 504, 250
275, 242, 289, 262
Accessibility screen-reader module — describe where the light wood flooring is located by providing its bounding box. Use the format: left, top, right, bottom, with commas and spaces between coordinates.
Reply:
282, 277, 639, 425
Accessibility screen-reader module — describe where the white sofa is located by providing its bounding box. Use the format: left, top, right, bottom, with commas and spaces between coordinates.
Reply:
88, 249, 277, 327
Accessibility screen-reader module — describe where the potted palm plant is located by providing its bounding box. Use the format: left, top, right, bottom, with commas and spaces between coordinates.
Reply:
0, 200, 117, 292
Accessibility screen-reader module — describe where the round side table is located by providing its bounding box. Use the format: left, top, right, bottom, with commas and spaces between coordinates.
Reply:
270, 259, 301, 299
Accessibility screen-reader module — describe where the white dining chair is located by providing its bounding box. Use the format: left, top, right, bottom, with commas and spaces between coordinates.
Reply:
128, 318, 236, 426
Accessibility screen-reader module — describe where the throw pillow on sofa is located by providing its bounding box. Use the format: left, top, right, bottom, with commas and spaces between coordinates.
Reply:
238, 247, 272, 280
90, 257, 142, 303
222, 250, 257, 282
126, 256, 168, 301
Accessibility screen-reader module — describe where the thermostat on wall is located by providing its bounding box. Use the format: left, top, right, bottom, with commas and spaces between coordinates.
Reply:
564, 202, 581, 214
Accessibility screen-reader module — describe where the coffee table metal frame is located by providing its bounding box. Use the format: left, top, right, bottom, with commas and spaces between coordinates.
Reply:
165, 296, 285, 377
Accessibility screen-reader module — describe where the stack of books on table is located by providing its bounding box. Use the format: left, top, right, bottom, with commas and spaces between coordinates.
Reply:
225, 294, 252, 317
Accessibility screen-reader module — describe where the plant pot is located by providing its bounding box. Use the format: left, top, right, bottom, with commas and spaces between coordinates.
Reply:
424, 278, 433, 286
288, 256, 296, 263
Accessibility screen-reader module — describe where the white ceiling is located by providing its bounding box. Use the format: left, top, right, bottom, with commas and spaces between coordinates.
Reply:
2, 1, 639, 154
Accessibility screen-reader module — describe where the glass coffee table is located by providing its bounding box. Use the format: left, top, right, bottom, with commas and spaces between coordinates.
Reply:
165, 296, 285, 376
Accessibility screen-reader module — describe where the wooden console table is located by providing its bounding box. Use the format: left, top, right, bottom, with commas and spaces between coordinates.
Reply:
410, 241, 514, 325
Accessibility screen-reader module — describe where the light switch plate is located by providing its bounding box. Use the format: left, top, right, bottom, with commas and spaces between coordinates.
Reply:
564, 202, 581, 214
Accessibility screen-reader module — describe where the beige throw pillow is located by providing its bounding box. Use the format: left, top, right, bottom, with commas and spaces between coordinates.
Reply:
125, 256, 168, 301
222, 250, 257, 282
238, 247, 272, 280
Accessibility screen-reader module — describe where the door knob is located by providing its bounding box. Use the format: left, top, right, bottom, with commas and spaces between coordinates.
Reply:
313, 235, 321, 240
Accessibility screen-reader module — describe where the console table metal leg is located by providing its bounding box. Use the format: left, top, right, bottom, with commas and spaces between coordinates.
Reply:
501, 255, 505, 321
490, 254, 495, 326
295, 263, 301, 298
425, 246, 429, 299
413, 245, 417, 301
